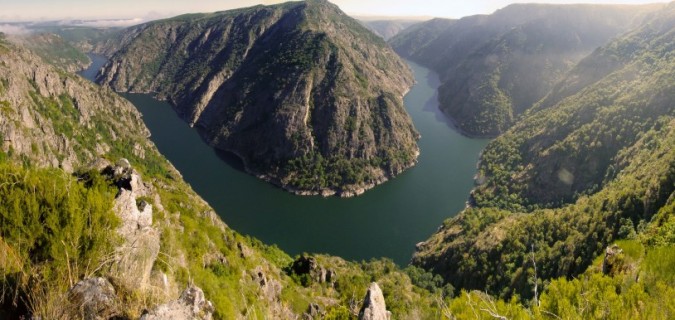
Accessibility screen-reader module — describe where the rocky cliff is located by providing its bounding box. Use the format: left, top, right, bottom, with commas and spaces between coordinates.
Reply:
391, 3, 662, 137
15, 32, 91, 73
0, 33, 151, 172
95, 0, 418, 197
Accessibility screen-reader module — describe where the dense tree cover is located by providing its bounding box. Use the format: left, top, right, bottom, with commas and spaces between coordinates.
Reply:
473, 5, 675, 210
390, 3, 661, 136
414, 4, 675, 313
440, 239, 675, 319
416, 116, 675, 301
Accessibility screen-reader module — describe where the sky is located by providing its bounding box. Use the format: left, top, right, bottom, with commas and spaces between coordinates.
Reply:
0, 0, 671, 23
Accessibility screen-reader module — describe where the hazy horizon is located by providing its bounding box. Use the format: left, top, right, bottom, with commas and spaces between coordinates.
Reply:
0, 0, 671, 25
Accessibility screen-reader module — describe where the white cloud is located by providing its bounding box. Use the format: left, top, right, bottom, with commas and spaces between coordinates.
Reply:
57, 18, 145, 28
0, 24, 31, 35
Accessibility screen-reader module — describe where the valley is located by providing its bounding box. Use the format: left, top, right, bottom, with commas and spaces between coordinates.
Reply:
1, 0, 674, 319
82, 55, 489, 264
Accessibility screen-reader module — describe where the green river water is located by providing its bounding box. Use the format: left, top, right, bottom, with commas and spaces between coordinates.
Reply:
83, 55, 489, 264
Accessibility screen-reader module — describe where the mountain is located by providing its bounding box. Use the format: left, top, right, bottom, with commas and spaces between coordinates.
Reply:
359, 19, 423, 40
95, 0, 419, 197
0, 35, 149, 172
2, 1, 675, 318
412, 3, 675, 299
388, 18, 456, 57
391, 3, 662, 137
14, 32, 91, 73
30, 25, 122, 53
0, 33, 445, 319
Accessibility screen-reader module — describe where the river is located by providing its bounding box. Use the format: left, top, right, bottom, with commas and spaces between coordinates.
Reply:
82, 54, 489, 265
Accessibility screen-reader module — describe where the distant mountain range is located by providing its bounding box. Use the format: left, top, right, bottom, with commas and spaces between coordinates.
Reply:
391, 3, 662, 137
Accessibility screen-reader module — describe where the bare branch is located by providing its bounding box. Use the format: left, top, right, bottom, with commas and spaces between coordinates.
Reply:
480, 308, 508, 320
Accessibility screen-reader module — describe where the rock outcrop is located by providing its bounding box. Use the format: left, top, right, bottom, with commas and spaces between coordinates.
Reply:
140, 285, 215, 320
304, 303, 321, 319
358, 282, 390, 320
291, 255, 337, 285
68, 277, 117, 320
108, 159, 160, 289
96, 0, 419, 196
602, 244, 624, 276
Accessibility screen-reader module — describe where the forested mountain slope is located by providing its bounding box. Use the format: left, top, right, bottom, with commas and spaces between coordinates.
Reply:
391, 3, 661, 137
95, 0, 419, 197
413, 3, 675, 303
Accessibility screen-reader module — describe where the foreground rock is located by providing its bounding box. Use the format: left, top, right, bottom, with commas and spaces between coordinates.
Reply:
358, 282, 390, 320
68, 277, 117, 320
140, 285, 214, 320
108, 159, 160, 289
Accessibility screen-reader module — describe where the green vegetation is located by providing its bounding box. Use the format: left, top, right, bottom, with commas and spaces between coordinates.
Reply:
23, 33, 90, 72
439, 240, 675, 319
413, 6, 675, 318
0, 33, 9, 55
473, 9, 675, 209
285, 151, 381, 189
0, 163, 119, 317
390, 3, 661, 137
416, 105, 675, 302
2, 2, 675, 319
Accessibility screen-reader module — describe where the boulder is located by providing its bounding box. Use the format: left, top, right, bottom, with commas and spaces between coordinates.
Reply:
68, 277, 116, 320
113, 189, 153, 236
303, 303, 321, 320
110, 226, 160, 289
358, 282, 390, 320
251, 266, 283, 302
115, 158, 131, 169
602, 244, 625, 276
290, 255, 337, 285
237, 242, 253, 259
103, 159, 149, 196
109, 160, 159, 289
140, 285, 214, 320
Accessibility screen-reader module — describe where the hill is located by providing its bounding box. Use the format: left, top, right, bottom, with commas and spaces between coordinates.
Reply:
391, 3, 661, 137
95, 0, 419, 197
413, 3, 675, 303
